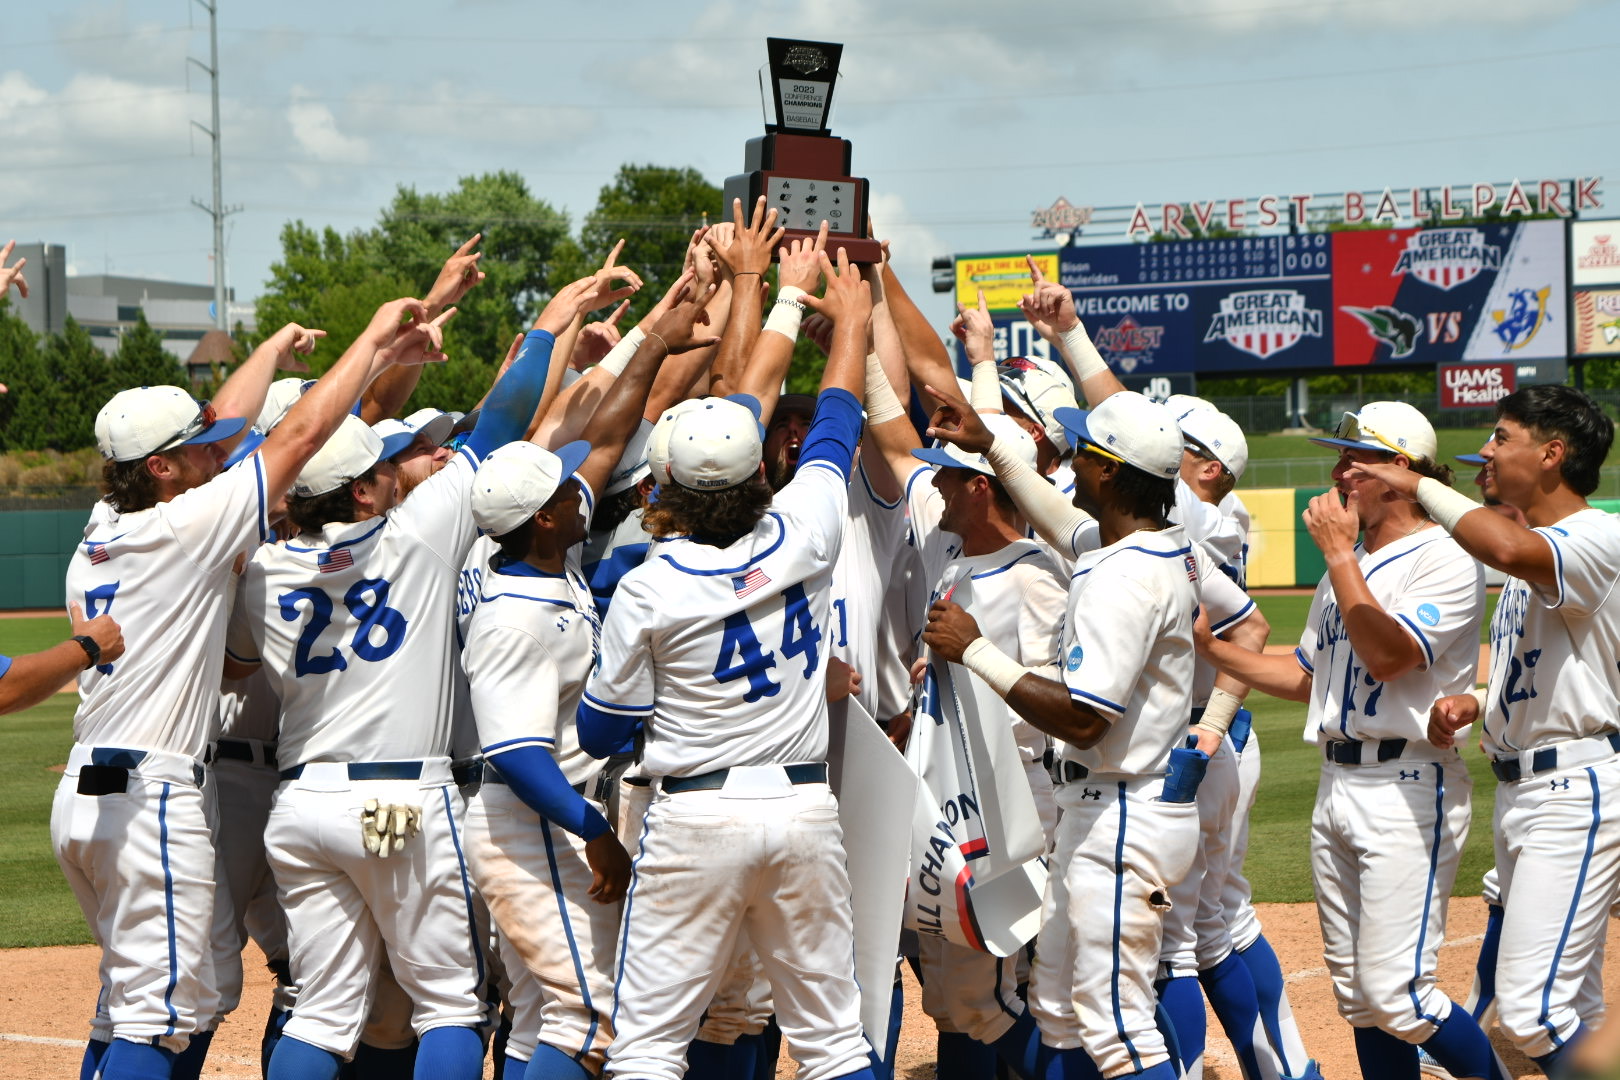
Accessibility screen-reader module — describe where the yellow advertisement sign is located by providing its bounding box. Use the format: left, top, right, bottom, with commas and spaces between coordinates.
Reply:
955, 253, 1058, 312
1575, 289, 1620, 355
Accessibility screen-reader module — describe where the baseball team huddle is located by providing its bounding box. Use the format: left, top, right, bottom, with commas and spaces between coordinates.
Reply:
9, 196, 1620, 1080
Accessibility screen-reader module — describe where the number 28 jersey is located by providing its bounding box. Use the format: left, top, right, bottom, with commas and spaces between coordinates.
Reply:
226, 448, 482, 769
584, 458, 847, 778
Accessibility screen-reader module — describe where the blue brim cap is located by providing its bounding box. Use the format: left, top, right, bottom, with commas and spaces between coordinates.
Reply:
1455, 453, 1487, 465
223, 430, 265, 469
910, 446, 992, 476
183, 415, 247, 447
378, 429, 416, 462
1052, 405, 1094, 452
1306, 435, 1397, 454
554, 439, 591, 484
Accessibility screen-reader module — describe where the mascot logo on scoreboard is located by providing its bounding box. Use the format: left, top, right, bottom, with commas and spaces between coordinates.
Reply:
1491, 286, 1552, 352
1094, 315, 1165, 373
1204, 289, 1323, 360
1393, 228, 1502, 291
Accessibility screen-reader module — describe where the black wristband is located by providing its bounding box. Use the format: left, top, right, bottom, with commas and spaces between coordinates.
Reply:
71, 635, 100, 669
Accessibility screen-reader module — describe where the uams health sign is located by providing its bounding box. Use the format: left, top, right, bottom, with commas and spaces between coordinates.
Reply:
1439, 361, 1516, 409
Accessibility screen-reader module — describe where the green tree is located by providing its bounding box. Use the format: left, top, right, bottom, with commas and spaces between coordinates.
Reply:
552, 165, 722, 323
0, 299, 49, 451
107, 314, 183, 391
37, 317, 118, 450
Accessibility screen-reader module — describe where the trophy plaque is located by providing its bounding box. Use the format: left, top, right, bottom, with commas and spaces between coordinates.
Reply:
722, 38, 882, 264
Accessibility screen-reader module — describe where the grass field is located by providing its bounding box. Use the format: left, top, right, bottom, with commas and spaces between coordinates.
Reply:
0, 608, 1505, 947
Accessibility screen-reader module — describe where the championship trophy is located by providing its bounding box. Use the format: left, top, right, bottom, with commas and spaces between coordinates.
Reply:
722, 38, 881, 263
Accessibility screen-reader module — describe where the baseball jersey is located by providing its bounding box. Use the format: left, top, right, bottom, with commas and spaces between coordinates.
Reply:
1482, 507, 1620, 754
1296, 527, 1484, 744
1174, 479, 1243, 575
904, 464, 1068, 760
462, 477, 602, 787
582, 506, 652, 619
583, 393, 860, 777
1055, 524, 1201, 779
829, 461, 907, 715
226, 447, 482, 768
67, 455, 271, 760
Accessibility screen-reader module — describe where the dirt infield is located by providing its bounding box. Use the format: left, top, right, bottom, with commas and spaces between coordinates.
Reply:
1, 899, 1601, 1078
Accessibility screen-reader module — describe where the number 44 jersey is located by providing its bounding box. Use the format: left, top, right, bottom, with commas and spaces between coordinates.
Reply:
228, 448, 484, 770
584, 459, 847, 779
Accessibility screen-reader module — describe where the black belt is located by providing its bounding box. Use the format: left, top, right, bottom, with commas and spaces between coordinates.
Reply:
663, 762, 828, 794
279, 761, 423, 782
1046, 758, 1091, 785
1491, 732, 1620, 783
452, 760, 481, 787
1323, 737, 1408, 765
214, 738, 278, 769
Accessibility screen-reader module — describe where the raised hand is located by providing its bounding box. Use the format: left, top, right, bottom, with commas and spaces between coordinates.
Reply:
424, 234, 486, 315
597, 238, 645, 294
801, 313, 835, 356
921, 381, 994, 455
1302, 490, 1362, 559
381, 308, 456, 367
1344, 458, 1422, 499
777, 220, 829, 294
361, 298, 433, 349
0, 240, 29, 300
800, 246, 873, 328
648, 269, 721, 354
536, 274, 639, 335
711, 197, 784, 281
1017, 254, 1080, 340
951, 289, 996, 366
574, 301, 629, 369
270, 323, 326, 373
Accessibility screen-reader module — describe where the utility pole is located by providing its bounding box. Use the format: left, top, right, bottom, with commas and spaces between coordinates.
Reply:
189, 0, 239, 332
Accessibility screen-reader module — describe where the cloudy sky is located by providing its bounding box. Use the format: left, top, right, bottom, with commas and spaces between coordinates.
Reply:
4, 0, 1617, 325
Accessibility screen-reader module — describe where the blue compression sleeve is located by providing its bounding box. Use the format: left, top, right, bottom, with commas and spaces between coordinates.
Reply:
467, 328, 555, 459
486, 744, 610, 841
577, 698, 644, 759
797, 387, 862, 481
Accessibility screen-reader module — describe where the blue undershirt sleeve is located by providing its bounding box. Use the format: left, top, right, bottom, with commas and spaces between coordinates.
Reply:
484, 743, 609, 841
466, 328, 556, 459
797, 387, 862, 482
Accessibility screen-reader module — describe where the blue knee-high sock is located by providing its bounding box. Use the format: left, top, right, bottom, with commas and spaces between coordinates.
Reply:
1351, 1026, 1417, 1080
991, 1011, 1041, 1080
1237, 935, 1303, 1075
1039, 1045, 1105, 1080
169, 1030, 213, 1080
1533, 1021, 1590, 1080
101, 1039, 178, 1080
501, 1055, 529, 1080
1470, 904, 1504, 1023
268, 1036, 340, 1080
80, 1039, 111, 1080
261, 1009, 290, 1080
684, 1038, 733, 1078
1199, 952, 1267, 1080
1420, 1005, 1508, 1080
937, 1031, 998, 1080
750, 1021, 779, 1080
867, 976, 904, 1080
415, 1026, 483, 1080
492, 1014, 512, 1080
525, 1043, 589, 1080
1156, 975, 1205, 1074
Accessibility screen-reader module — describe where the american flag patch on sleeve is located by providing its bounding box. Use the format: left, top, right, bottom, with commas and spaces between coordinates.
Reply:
1185, 554, 1198, 582
87, 542, 110, 565
733, 567, 771, 599
318, 548, 354, 573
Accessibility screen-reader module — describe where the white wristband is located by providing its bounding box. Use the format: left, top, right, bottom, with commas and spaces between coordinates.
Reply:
598, 326, 647, 377
763, 286, 808, 340
1415, 477, 1482, 534
864, 351, 906, 425
1471, 686, 1489, 713
1195, 687, 1242, 740
960, 637, 1031, 699
970, 356, 1003, 412
1057, 324, 1107, 382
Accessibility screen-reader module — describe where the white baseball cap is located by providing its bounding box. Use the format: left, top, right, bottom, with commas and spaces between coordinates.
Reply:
293, 414, 414, 497
95, 386, 247, 462
1308, 401, 1437, 464
471, 440, 591, 536
668, 397, 763, 490
1178, 409, 1249, 479
997, 355, 1079, 454
1164, 393, 1218, 421
1055, 392, 1182, 479
373, 407, 456, 454
606, 420, 654, 496
912, 413, 1038, 477
647, 399, 705, 486
257, 378, 313, 433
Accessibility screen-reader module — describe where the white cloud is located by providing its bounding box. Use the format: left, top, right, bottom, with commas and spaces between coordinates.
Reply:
52, 0, 195, 84
287, 90, 371, 165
